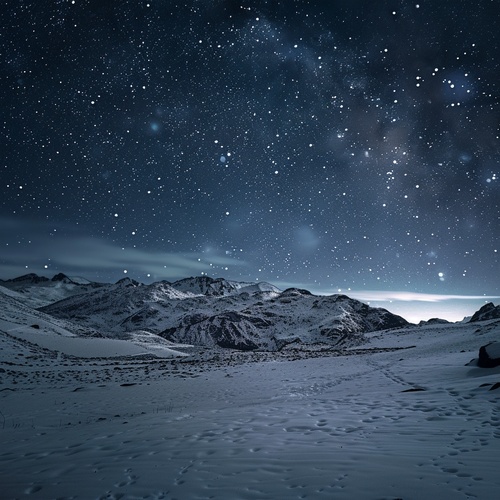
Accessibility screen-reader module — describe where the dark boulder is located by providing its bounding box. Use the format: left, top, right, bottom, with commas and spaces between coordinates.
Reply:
478, 342, 500, 368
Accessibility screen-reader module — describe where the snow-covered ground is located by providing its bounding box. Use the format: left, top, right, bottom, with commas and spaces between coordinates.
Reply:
1, 320, 499, 499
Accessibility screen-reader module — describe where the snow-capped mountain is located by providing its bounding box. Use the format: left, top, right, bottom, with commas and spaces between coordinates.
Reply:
38, 276, 279, 335
38, 277, 408, 351
162, 288, 409, 350
38, 278, 191, 332
7, 272, 500, 353
0, 282, 189, 359
0, 272, 105, 309
0, 285, 101, 339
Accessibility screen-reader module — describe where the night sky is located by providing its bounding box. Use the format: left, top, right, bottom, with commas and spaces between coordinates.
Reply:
1, 1, 499, 321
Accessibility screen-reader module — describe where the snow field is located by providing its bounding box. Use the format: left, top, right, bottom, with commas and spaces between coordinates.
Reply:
1, 321, 499, 499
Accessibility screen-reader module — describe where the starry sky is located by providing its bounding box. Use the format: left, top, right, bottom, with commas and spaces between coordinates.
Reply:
1, 0, 499, 322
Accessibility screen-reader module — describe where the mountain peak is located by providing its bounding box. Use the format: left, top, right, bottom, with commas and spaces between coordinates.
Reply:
115, 277, 141, 287
51, 273, 71, 282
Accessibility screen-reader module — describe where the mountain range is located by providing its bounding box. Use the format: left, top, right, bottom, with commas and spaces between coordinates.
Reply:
2, 273, 499, 352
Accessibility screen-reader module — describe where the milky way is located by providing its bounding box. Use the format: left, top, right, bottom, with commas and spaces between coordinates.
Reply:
1, 1, 499, 320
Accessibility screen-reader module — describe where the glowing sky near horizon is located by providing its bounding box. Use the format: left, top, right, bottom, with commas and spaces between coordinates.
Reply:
1, 1, 499, 321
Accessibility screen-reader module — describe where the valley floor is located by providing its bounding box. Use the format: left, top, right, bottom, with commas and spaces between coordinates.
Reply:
1, 321, 500, 499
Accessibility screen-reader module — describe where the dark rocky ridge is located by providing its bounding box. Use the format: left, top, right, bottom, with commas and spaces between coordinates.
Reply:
470, 303, 500, 322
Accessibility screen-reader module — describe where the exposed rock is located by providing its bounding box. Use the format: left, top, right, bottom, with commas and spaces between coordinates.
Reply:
162, 312, 268, 350
115, 277, 141, 288
0, 273, 106, 309
477, 342, 500, 368
470, 303, 500, 322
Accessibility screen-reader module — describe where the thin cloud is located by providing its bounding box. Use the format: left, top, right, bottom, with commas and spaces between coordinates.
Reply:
347, 291, 500, 303
0, 217, 247, 280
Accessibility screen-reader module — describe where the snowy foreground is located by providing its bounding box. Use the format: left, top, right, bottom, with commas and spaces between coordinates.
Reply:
1, 321, 500, 499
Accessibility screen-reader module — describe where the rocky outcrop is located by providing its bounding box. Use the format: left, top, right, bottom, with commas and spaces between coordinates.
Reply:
162, 312, 270, 350
478, 342, 500, 368
470, 303, 500, 322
